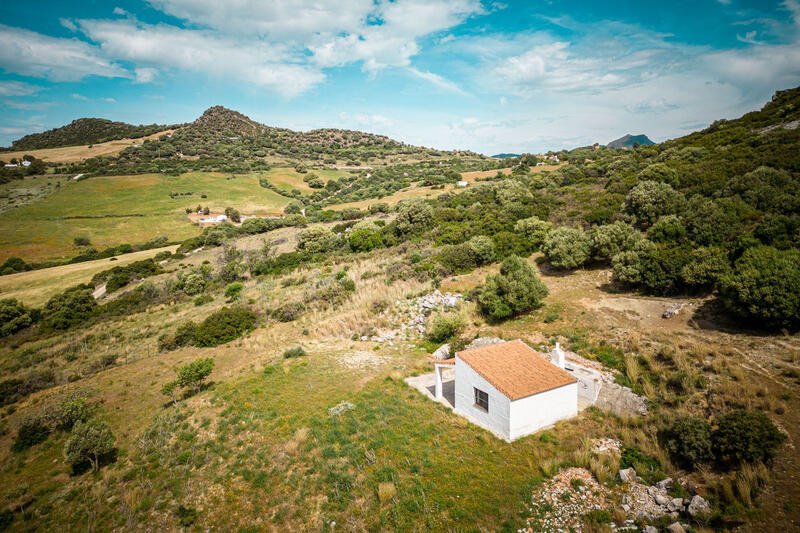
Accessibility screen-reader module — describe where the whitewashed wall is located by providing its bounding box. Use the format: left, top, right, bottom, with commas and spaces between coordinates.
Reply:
508, 382, 578, 441
454, 357, 511, 439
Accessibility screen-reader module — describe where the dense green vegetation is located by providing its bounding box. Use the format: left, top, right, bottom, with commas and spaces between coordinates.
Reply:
3, 118, 171, 151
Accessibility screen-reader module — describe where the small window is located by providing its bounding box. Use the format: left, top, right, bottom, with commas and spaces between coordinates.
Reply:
474, 388, 489, 412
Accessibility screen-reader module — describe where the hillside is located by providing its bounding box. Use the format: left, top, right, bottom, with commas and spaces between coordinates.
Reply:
4, 118, 172, 151
607, 133, 654, 148
0, 88, 798, 532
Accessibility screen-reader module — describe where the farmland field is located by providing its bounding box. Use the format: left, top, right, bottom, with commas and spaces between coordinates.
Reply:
0, 129, 175, 164
0, 244, 177, 307
0, 172, 291, 263
263, 167, 349, 193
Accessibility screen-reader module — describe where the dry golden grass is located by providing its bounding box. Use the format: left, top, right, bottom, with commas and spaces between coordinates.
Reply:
0, 130, 175, 164
0, 245, 177, 306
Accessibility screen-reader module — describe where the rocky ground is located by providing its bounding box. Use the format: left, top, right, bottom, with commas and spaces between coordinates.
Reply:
523, 465, 711, 533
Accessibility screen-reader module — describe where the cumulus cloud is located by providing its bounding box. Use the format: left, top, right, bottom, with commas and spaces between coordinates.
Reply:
0, 24, 128, 81
76, 19, 324, 96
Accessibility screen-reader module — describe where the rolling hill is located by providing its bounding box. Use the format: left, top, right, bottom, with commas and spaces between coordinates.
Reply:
3, 118, 174, 151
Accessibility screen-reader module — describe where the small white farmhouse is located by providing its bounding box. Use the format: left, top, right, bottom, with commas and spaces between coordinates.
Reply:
436, 339, 578, 441
456, 180, 469, 187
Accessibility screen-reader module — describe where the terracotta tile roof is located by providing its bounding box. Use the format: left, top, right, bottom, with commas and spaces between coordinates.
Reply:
456, 339, 577, 400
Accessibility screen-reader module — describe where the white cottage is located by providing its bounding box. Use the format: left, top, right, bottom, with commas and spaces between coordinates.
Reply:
434, 339, 578, 441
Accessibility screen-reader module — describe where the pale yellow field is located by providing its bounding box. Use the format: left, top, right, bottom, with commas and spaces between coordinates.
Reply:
0, 245, 177, 307
0, 129, 175, 164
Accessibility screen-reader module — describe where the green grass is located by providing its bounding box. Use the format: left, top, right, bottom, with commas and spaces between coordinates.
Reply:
0, 349, 602, 531
0, 172, 291, 262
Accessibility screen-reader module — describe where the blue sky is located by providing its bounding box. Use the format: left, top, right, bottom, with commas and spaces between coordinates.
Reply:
1, 1, 799, 154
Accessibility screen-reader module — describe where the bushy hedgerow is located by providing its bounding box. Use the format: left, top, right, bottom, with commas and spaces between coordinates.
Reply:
41, 285, 97, 330
718, 246, 800, 330
647, 215, 686, 243
395, 198, 433, 235
477, 255, 549, 321
297, 226, 341, 253
194, 307, 257, 347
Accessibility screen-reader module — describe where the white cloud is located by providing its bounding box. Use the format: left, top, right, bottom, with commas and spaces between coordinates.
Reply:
0, 126, 29, 134
2, 100, 53, 111
134, 67, 158, 83
77, 19, 324, 96
0, 81, 40, 97
60, 18, 77, 32
406, 67, 469, 95
113, 7, 128, 16
71, 93, 89, 100
0, 24, 128, 81
102, 97, 116, 103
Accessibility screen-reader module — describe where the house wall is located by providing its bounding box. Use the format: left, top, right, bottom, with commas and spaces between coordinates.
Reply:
508, 382, 578, 440
454, 356, 511, 439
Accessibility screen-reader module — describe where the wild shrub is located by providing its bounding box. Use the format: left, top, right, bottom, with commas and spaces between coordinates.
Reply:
543, 227, 591, 269
426, 313, 465, 343
718, 246, 800, 330
477, 255, 548, 321
272, 302, 305, 322
224, 282, 243, 301
41, 285, 97, 330
712, 410, 786, 467
12, 416, 51, 452
0, 298, 36, 337
194, 307, 257, 347
283, 346, 307, 358
660, 416, 713, 469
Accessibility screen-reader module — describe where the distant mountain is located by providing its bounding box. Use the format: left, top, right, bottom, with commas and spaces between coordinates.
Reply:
5, 118, 172, 151
492, 153, 521, 158
606, 134, 654, 149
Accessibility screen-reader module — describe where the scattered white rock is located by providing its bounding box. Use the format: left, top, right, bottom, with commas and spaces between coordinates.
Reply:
328, 401, 355, 417
666, 522, 686, 533
687, 494, 711, 517
619, 468, 637, 482
432, 344, 451, 360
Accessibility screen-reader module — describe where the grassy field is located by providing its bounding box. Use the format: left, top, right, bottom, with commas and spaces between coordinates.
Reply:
0, 172, 291, 263
0, 130, 175, 164
264, 167, 349, 193
0, 226, 797, 531
0, 174, 71, 213
0, 244, 177, 307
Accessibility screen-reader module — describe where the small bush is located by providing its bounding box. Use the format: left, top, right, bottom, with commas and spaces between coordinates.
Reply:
194, 307, 257, 347
224, 282, 243, 301
272, 302, 305, 322
477, 255, 549, 321
12, 416, 51, 452
712, 410, 786, 467
660, 416, 713, 469
283, 346, 307, 358
426, 313, 465, 343
193, 294, 213, 306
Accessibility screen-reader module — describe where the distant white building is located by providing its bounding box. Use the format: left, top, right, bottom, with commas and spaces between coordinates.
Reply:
21, 160, 31, 167
456, 180, 469, 187
433, 340, 578, 441
199, 214, 227, 224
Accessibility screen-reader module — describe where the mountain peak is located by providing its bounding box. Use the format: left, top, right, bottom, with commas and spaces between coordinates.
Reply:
189, 106, 265, 137
607, 134, 654, 149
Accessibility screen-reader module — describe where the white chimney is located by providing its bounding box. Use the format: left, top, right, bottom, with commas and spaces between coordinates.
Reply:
553, 342, 565, 369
